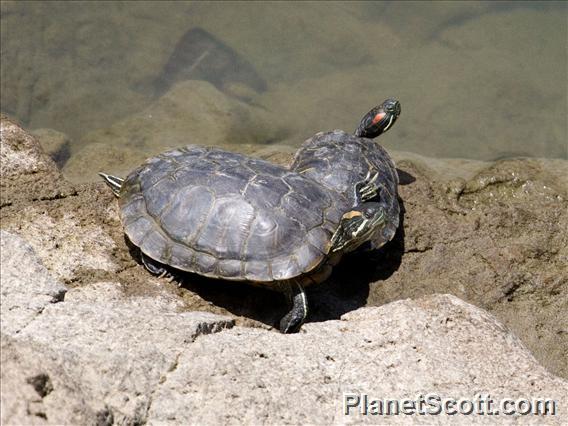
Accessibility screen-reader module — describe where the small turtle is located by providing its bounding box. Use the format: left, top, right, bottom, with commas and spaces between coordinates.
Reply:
292, 98, 401, 250
100, 148, 386, 333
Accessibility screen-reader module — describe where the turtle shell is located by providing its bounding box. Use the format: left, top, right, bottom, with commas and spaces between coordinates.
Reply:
291, 130, 400, 249
119, 145, 350, 282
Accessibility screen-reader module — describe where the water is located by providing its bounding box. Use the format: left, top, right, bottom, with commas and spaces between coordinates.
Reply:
1, 1, 566, 180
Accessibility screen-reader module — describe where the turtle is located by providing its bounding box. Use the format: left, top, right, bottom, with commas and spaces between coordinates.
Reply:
99, 99, 401, 333
291, 98, 402, 251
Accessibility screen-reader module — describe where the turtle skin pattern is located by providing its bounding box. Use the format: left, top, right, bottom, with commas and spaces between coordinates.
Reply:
119, 145, 351, 283
291, 130, 400, 249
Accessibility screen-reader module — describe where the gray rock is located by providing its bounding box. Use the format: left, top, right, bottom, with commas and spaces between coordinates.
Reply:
1, 228, 234, 425
2, 280, 234, 425
0, 230, 67, 335
0, 116, 74, 207
2, 204, 119, 283
1, 335, 100, 426
147, 295, 568, 425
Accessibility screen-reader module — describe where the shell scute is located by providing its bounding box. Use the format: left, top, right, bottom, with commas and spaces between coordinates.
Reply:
195, 196, 254, 258
159, 186, 214, 245
194, 252, 218, 275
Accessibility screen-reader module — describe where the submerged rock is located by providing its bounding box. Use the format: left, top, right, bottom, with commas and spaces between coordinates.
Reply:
62, 142, 153, 184
64, 80, 281, 183
30, 127, 71, 167
150, 27, 267, 100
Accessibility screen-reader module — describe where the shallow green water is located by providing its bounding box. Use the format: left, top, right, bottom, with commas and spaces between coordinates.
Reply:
1, 1, 566, 170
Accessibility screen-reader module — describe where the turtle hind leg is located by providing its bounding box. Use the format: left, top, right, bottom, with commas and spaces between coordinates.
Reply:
141, 252, 168, 276
279, 281, 308, 334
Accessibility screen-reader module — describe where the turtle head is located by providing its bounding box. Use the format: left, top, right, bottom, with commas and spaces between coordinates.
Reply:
355, 98, 401, 139
330, 202, 386, 253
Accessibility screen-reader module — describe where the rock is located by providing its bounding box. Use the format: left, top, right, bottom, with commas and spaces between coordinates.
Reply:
0, 231, 67, 336
62, 139, 291, 185
149, 27, 267, 99
186, 2, 400, 81
253, 143, 297, 166
364, 156, 568, 378
0, 116, 75, 207
9, 282, 234, 424
1, 206, 118, 282
1, 335, 99, 425
0, 117, 57, 177
0, 2, 151, 139
1, 269, 234, 425
3, 249, 566, 426
30, 128, 71, 167
147, 295, 567, 424
79, 80, 276, 150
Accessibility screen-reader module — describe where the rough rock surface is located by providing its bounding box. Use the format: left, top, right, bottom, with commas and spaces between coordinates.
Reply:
0, 116, 75, 207
1, 232, 234, 425
366, 157, 568, 378
147, 295, 568, 425
0, 231, 67, 335
1, 232, 566, 424
4, 206, 118, 282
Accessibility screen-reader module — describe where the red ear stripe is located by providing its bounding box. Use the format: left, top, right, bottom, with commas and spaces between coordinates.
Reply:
371, 112, 386, 125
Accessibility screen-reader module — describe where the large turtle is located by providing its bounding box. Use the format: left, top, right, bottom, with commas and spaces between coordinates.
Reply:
99, 99, 400, 333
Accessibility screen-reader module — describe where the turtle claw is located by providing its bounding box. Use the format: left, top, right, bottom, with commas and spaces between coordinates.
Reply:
360, 186, 378, 201
357, 171, 381, 202
141, 253, 168, 276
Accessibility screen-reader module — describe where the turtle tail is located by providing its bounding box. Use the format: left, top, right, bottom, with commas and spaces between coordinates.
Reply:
98, 172, 124, 197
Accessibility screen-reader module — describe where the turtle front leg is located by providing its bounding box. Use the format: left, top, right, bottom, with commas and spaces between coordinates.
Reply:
279, 281, 308, 333
356, 170, 381, 202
